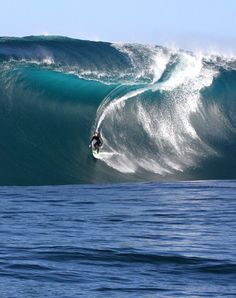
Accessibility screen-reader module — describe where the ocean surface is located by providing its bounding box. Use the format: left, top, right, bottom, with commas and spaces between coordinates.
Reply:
1, 180, 236, 297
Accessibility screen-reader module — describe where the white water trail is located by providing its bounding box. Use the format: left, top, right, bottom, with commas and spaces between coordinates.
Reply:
96, 87, 148, 129
94, 47, 219, 176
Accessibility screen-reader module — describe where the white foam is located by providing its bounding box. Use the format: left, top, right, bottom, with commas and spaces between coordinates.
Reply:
42, 56, 54, 65
8, 56, 55, 66
97, 86, 148, 129
95, 49, 220, 176
157, 52, 203, 91
113, 43, 170, 83
150, 49, 170, 83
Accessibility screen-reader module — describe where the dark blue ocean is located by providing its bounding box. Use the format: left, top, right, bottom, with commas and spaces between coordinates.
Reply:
1, 180, 236, 297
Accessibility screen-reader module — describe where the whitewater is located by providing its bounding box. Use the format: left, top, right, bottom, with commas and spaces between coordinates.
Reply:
0, 36, 236, 185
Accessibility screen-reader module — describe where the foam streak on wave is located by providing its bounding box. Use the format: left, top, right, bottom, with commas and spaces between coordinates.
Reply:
96, 49, 220, 176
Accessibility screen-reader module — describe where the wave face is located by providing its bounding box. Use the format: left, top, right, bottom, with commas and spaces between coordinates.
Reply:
0, 36, 236, 185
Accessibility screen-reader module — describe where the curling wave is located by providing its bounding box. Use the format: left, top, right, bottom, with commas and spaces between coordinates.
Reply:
0, 36, 236, 185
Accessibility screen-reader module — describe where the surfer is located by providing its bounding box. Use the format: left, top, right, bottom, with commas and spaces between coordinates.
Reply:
89, 130, 103, 153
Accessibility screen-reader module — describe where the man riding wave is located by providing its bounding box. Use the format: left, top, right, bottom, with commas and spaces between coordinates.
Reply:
89, 129, 103, 153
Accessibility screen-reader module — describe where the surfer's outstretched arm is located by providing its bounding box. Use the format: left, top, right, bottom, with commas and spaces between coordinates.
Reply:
89, 135, 97, 147
89, 136, 95, 143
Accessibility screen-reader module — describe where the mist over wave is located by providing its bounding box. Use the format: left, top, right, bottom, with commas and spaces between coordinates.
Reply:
0, 36, 236, 185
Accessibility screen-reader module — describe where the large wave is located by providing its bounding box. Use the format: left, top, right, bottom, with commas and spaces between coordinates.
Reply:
0, 36, 236, 185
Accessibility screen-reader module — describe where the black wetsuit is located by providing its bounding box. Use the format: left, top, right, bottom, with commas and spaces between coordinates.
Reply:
90, 134, 103, 152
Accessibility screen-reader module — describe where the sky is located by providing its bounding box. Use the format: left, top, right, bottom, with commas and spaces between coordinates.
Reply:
1, 0, 236, 53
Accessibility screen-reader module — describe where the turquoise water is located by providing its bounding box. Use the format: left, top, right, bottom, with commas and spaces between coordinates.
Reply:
1, 181, 236, 297
0, 36, 236, 185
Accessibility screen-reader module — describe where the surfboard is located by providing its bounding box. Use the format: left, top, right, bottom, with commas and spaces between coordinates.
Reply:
92, 146, 99, 158
91, 140, 101, 159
